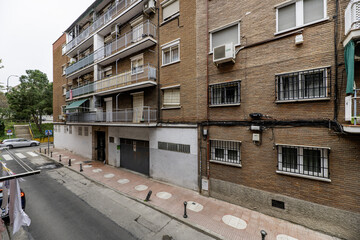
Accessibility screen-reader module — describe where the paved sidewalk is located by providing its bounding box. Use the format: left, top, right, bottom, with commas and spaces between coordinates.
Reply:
42, 148, 338, 240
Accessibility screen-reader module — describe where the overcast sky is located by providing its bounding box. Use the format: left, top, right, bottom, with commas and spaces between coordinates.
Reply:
0, 0, 95, 89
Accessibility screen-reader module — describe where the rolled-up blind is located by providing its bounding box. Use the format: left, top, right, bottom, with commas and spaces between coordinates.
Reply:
278, 3, 296, 32
163, 0, 179, 20
304, 0, 324, 24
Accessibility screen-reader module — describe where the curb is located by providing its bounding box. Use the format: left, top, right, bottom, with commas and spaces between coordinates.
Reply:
37, 151, 224, 240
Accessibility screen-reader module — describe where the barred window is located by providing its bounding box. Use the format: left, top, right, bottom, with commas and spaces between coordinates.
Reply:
210, 140, 241, 166
277, 145, 329, 179
84, 127, 89, 136
69, 126, 72, 134
210, 81, 240, 105
158, 141, 190, 154
78, 126, 82, 136
276, 67, 330, 101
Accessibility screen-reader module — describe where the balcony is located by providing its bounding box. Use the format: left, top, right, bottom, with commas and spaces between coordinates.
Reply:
66, 64, 157, 99
67, 106, 157, 124
344, 89, 360, 133
65, 0, 148, 55
344, 0, 360, 46
65, 20, 156, 78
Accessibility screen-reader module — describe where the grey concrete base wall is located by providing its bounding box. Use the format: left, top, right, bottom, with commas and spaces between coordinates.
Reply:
150, 149, 198, 191
210, 178, 360, 240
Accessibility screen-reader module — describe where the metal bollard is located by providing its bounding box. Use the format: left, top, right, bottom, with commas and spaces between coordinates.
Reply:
260, 230, 267, 240
183, 201, 188, 218
51, 151, 52, 157
39, 148, 41, 153
145, 190, 152, 202
68, 159, 71, 167
59, 154, 61, 162
80, 163, 83, 172
44, 149, 47, 155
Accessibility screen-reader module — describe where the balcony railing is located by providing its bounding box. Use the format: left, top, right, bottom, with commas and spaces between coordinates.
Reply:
65, 0, 138, 53
345, 0, 360, 35
65, 20, 156, 76
66, 64, 156, 99
346, 89, 360, 125
67, 106, 157, 123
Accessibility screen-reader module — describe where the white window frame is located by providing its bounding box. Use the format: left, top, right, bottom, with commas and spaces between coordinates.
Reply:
162, 85, 180, 108
161, 39, 180, 66
209, 21, 241, 53
275, 0, 328, 34
131, 53, 144, 75
277, 144, 329, 180
210, 140, 241, 167
161, 0, 180, 22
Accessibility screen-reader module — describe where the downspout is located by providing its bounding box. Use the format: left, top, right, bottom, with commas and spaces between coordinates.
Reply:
206, 0, 210, 181
157, 6, 161, 122
116, 93, 121, 111
334, 0, 339, 121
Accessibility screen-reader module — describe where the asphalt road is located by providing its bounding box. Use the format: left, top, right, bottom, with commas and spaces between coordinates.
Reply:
3, 147, 137, 240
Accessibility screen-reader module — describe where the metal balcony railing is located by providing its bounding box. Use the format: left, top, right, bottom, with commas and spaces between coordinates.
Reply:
65, 20, 156, 76
66, 64, 156, 99
65, 0, 138, 53
67, 106, 157, 123
345, 0, 360, 35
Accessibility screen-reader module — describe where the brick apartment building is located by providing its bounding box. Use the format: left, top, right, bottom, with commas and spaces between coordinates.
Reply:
53, 0, 360, 239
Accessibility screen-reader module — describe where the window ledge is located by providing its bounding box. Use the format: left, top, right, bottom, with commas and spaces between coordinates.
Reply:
275, 18, 329, 36
162, 106, 181, 110
161, 60, 180, 67
209, 103, 240, 108
210, 160, 242, 168
276, 97, 330, 103
161, 12, 180, 26
276, 171, 331, 182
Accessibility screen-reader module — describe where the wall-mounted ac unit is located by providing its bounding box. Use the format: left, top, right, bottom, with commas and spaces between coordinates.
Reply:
213, 42, 235, 66
143, 0, 155, 14
58, 115, 64, 120
70, 58, 76, 63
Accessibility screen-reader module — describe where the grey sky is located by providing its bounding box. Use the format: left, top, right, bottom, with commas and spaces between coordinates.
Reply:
0, 0, 94, 89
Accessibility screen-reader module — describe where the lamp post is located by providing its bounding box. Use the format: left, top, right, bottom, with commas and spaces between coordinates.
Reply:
7, 75, 19, 92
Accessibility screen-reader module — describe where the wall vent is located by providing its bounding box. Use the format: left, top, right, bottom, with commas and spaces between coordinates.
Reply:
272, 199, 285, 209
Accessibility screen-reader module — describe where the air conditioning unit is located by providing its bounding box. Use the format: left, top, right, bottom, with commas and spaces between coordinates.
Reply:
213, 43, 235, 66
69, 58, 76, 64
58, 115, 64, 120
143, 0, 155, 14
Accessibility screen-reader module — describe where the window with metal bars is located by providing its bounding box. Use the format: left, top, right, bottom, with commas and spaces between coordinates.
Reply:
210, 140, 241, 165
209, 81, 241, 105
277, 145, 329, 179
276, 67, 330, 101
84, 127, 89, 136
78, 126, 82, 136
158, 141, 190, 154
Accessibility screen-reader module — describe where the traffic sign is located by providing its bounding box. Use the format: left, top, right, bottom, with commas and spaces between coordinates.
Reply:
45, 130, 53, 136
6, 129, 13, 136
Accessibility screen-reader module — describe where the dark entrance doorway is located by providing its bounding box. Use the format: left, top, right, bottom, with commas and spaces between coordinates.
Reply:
96, 131, 106, 162
120, 139, 149, 176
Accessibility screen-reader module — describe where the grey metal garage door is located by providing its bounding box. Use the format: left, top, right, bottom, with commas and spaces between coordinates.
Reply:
120, 138, 149, 176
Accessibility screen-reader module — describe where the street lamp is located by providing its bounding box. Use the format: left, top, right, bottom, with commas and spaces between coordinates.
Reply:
7, 75, 19, 92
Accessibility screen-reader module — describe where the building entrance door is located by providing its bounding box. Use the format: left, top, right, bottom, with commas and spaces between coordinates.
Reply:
96, 131, 106, 162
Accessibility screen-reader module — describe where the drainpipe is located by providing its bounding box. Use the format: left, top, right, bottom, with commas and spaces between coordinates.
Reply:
157, 6, 161, 122
205, 0, 210, 182
115, 57, 121, 74
334, 0, 339, 121
116, 93, 121, 111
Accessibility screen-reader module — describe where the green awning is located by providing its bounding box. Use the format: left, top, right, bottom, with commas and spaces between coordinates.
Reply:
345, 40, 355, 94
65, 99, 88, 110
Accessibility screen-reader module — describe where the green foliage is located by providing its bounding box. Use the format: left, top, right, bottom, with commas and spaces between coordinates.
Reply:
30, 123, 53, 138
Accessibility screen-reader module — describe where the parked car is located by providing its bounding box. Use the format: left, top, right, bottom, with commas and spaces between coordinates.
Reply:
0, 138, 40, 149
0, 182, 26, 219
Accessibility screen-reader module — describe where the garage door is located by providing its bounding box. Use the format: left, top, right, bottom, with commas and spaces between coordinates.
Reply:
120, 138, 149, 176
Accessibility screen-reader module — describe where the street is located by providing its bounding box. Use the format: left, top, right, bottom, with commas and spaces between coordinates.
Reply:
0, 145, 214, 240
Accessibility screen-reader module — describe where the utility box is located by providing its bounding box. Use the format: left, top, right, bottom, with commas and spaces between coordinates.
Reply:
253, 133, 260, 142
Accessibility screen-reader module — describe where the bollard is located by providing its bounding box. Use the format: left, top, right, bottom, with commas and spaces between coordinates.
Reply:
44, 149, 47, 155
51, 151, 52, 157
39, 148, 41, 153
68, 159, 71, 167
80, 163, 83, 172
59, 154, 61, 162
260, 230, 267, 240
183, 201, 188, 218
145, 190, 152, 202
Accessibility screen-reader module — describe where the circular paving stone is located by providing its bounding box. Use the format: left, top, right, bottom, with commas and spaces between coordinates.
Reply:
74, 161, 83, 165
135, 185, 148, 191
117, 179, 130, 184
83, 165, 92, 168
92, 168, 102, 173
187, 201, 204, 212
277, 234, 298, 240
156, 192, 172, 200
104, 173, 115, 178
222, 215, 247, 230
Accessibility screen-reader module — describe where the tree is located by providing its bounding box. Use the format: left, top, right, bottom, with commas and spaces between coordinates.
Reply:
6, 70, 53, 133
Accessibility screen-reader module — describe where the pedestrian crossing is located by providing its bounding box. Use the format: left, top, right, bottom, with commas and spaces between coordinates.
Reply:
0, 152, 39, 161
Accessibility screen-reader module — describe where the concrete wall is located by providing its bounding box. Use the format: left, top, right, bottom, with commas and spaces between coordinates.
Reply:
149, 126, 198, 190
54, 125, 92, 159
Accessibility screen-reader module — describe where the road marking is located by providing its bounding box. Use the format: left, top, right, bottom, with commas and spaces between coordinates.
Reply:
15, 153, 26, 159
2, 154, 13, 161
27, 152, 38, 157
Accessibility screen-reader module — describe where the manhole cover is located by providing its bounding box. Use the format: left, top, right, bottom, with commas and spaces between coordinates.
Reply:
104, 173, 115, 178
187, 201, 203, 212
135, 185, 148, 191
117, 179, 130, 184
222, 215, 247, 230
92, 169, 102, 173
156, 192, 172, 200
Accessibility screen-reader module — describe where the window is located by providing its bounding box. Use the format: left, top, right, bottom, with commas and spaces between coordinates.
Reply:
277, 145, 329, 179
210, 22, 240, 51
62, 44, 66, 55
62, 66, 66, 75
84, 127, 89, 136
103, 66, 112, 78
210, 81, 240, 105
78, 126, 82, 136
210, 140, 241, 166
132, 23, 143, 42
162, 40, 180, 66
276, 0, 327, 33
276, 67, 330, 101
131, 54, 144, 75
69, 126, 72, 134
62, 87, 66, 96
162, 0, 179, 21
162, 87, 180, 108
158, 141, 190, 154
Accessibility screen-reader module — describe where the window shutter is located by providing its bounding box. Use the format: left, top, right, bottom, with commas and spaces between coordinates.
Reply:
164, 88, 180, 106
212, 24, 239, 50
278, 3, 296, 32
304, 0, 324, 24
163, 0, 179, 20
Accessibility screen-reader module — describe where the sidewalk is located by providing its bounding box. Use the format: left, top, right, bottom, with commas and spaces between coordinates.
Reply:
41, 148, 338, 240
